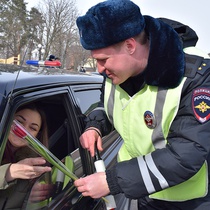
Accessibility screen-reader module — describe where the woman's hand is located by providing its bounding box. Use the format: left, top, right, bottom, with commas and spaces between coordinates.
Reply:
5, 157, 51, 182
29, 182, 54, 202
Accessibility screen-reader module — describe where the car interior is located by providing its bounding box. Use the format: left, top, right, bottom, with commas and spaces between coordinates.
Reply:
15, 96, 82, 209
41, 99, 75, 160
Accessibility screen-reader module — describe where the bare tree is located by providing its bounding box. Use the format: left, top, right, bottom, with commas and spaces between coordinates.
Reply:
34, 0, 79, 67
69, 38, 97, 72
0, 0, 93, 70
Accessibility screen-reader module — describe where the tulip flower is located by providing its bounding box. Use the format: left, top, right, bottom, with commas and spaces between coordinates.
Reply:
12, 122, 27, 138
11, 120, 78, 181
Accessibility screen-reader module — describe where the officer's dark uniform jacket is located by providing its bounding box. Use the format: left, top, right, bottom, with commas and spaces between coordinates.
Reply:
84, 18, 210, 206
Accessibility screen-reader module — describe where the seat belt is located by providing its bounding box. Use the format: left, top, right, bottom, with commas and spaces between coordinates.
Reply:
49, 119, 68, 149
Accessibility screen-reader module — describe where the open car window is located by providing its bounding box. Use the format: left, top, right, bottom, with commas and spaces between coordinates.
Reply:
0, 84, 103, 210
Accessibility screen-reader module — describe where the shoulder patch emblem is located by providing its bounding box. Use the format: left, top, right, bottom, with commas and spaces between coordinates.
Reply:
192, 88, 210, 123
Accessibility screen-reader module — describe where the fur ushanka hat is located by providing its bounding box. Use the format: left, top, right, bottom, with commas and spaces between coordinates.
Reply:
76, 0, 185, 88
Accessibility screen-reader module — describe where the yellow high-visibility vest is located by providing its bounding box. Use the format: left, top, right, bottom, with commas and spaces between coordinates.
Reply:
104, 77, 207, 201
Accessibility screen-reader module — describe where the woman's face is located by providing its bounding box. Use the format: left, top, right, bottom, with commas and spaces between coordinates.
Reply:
8, 108, 42, 148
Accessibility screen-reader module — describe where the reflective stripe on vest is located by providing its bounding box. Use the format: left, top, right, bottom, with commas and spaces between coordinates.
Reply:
104, 77, 208, 201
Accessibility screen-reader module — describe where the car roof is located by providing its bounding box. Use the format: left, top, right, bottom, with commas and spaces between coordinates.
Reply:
0, 64, 103, 97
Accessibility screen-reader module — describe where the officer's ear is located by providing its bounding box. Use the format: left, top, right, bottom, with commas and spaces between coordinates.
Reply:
124, 38, 136, 55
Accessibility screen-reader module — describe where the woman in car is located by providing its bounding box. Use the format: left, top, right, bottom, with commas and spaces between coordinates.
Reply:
0, 103, 52, 209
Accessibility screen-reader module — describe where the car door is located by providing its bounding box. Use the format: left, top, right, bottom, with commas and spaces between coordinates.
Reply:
71, 85, 129, 210
48, 84, 126, 209
0, 82, 109, 210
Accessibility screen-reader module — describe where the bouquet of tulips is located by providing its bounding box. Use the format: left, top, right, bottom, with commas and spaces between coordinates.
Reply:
11, 120, 78, 181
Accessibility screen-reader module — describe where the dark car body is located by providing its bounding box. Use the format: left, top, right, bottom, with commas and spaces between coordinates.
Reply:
0, 64, 128, 210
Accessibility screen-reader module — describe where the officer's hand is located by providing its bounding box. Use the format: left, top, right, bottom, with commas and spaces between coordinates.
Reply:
74, 172, 110, 198
79, 127, 103, 157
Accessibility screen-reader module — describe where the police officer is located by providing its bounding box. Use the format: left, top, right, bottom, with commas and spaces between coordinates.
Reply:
74, 0, 210, 209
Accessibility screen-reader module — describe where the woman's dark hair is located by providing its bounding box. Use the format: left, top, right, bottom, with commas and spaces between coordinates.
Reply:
16, 103, 49, 147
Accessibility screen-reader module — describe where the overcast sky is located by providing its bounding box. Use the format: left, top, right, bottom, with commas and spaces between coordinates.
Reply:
26, 0, 210, 53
